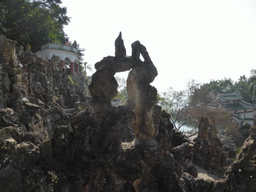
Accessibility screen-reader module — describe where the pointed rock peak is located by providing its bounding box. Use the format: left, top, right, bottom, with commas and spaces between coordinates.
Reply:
115, 32, 126, 57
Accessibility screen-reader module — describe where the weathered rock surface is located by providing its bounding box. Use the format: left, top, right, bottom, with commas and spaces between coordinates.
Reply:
193, 116, 231, 177
0, 34, 90, 191
221, 127, 256, 192
1, 33, 256, 191
90, 32, 160, 145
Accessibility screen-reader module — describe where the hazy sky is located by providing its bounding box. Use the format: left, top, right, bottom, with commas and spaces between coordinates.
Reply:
61, 0, 256, 93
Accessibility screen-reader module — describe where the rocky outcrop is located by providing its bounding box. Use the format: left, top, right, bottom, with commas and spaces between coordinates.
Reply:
193, 116, 231, 177
1, 33, 256, 191
0, 34, 90, 192
198, 116, 217, 143
220, 126, 256, 192
89, 32, 160, 145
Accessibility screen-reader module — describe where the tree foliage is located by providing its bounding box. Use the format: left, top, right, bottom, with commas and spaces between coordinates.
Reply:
157, 87, 187, 130
159, 71, 256, 134
83, 62, 92, 76
235, 75, 252, 103
0, 0, 70, 52
114, 76, 128, 102
248, 75, 256, 100
188, 76, 256, 107
182, 75, 255, 135
157, 87, 186, 112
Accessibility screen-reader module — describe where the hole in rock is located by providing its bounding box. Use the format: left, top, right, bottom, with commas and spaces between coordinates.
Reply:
112, 71, 130, 106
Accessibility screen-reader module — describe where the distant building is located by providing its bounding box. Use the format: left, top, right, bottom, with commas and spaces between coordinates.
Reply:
36, 42, 81, 75
217, 92, 256, 126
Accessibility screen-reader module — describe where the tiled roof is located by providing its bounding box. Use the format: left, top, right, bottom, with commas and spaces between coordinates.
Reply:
217, 92, 256, 111
218, 92, 243, 101
223, 100, 256, 111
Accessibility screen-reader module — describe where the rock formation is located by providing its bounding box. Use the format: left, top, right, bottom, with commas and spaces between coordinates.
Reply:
89, 32, 160, 145
193, 116, 231, 177
220, 124, 256, 192
0, 34, 90, 192
1, 33, 256, 191
198, 116, 217, 143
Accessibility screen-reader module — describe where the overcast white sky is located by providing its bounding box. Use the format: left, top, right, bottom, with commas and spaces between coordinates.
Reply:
61, 0, 256, 93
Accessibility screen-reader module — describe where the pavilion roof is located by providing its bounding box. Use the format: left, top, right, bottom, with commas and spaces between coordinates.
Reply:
218, 92, 243, 101
223, 100, 256, 111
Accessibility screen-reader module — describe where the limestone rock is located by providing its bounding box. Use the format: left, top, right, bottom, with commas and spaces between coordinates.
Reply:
115, 32, 126, 57
95, 56, 136, 74
2, 71, 11, 93
4, 33, 252, 191
198, 116, 217, 143
0, 34, 17, 60
0, 34, 90, 191
0, 128, 17, 154
0, 169, 22, 192
127, 67, 160, 141
0, 126, 23, 143
39, 138, 57, 170
216, 133, 256, 192
181, 172, 197, 192
173, 142, 197, 177
0, 127, 18, 169
0, 108, 17, 126
89, 69, 118, 112
12, 141, 40, 171
0, 90, 4, 109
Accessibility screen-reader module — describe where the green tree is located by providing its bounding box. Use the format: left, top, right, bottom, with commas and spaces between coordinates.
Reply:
188, 84, 212, 107
234, 75, 253, 103
83, 62, 93, 76
207, 78, 235, 93
80, 62, 92, 84
158, 87, 186, 112
114, 76, 128, 102
0, 0, 69, 52
248, 75, 256, 101
115, 88, 128, 102
188, 78, 237, 107
157, 87, 187, 130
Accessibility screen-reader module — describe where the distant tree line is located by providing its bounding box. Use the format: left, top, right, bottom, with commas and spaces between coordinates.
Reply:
189, 70, 256, 107
0, 0, 69, 52
157, 70, 256, 140
158, 70, 256, 119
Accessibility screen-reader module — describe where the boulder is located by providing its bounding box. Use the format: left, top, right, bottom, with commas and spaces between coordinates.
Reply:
0, 128, 17, 154
193, 116, 229, 177
198, 116, 217, 143
12, 141, 40, 171
2, 71, 11, 93
89, 69, 118, 112
0, 108, 17, 126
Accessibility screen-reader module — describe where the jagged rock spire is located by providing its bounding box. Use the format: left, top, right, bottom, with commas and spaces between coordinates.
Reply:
115, 32, 126, 57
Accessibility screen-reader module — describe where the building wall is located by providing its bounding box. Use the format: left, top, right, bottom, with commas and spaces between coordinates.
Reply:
234, 110, 254, 126
36, 48, 79, 62
36, 43, 79, 62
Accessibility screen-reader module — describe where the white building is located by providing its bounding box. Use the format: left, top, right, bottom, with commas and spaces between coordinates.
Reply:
36, 42, 81, 75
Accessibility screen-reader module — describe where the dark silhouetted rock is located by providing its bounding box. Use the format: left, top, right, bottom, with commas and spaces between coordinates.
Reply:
0, 169, 22, 192
89, 69, 118, 112
4, 33, 256, 191
193, 116, 229, 177
115, 32, 126, 57
221, 129, 256, 192
0, 108, 17, 126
